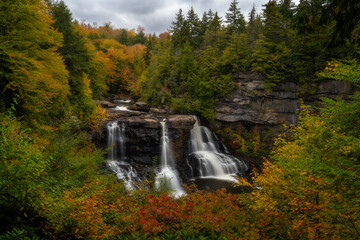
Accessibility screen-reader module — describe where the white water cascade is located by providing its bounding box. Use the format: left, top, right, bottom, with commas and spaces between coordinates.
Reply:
188, 116, 248, 181
112, 99, 133, 112
155, 121, 186, 198
107, 121, 139, 190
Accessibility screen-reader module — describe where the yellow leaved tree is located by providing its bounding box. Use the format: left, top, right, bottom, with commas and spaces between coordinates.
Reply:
0, 0, 70, 125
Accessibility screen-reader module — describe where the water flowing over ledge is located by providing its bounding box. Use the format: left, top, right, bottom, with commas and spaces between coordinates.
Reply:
103, 101, 248, 195
106, 121, 140, 191
155, 121, 186, 198
187, 116, 248, 182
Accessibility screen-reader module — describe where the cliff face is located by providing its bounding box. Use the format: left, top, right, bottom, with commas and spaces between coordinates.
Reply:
94, 75, 353, 177
99, 110, 195, 179
215, 73, 353, 125
120, 114, 195, 167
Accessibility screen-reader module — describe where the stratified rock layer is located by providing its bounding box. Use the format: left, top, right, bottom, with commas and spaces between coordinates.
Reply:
215, 73, 353, 125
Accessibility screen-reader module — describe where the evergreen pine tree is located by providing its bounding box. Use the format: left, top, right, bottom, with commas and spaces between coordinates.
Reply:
279, 0, 295, 21
225, 0, 246, 34
207, 9, 215, 21
116, 29, 129, 45
321, 0, 360, 42
186, 7, 201, 46
48, 0, 97, 121
144, 33, 157, 66
199, 11, 210, 39
179, 41, 195, 93
263, 0, 284, 44
169, 9, 187, 48
208, 12, 223, 33
247, 5, 263, 49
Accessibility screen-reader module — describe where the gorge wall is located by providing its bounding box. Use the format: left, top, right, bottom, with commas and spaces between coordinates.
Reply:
95, 73, 354, 179
215, 72, 353, 126
212, 72, 354, 170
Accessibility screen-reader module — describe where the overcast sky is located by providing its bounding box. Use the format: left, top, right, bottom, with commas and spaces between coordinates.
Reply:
62, 0, 299, 34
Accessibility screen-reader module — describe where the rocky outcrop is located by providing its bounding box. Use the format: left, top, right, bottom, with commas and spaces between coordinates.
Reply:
100, 112, 195, 173
150, 108, 167, 114
94, 100, 116, 108
129, 101, 150, 112
92, 96, 196, 181
307, 79, 353, 101
215, 73, 353, 125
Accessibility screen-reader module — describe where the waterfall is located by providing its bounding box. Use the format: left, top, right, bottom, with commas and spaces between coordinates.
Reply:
190, 118, 218, 152
107, 122, 119, 161
155, 121, 185, 198
113, 99, 133, 112
107, 121, 126, 162
107, 121, 139, 191
108, 161, 137, 190
188, 116, 248, 181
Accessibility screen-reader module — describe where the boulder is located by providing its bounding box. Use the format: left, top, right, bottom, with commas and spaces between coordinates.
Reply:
94, 100, 116, 108
166, 115, 196, 129
129, 101, 150, 112
150, 108, 167, 114
106, 109, 142, 121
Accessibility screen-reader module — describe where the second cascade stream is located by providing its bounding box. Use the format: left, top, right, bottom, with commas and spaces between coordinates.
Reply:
155, 121, 186, 197
187, 116, 248, 181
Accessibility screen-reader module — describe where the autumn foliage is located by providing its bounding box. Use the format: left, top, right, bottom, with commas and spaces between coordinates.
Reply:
237, 103, 360, 239
39, 180, 260, 239
1, 0, 360, 240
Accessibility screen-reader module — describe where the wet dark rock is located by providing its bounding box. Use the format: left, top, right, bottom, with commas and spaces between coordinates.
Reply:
107, 110, 143, 121
166, 115, 196, 129
98, 113, 195, 175
129, 101, 150, 112
94, 100, 116, 108
150, 108, 167, 114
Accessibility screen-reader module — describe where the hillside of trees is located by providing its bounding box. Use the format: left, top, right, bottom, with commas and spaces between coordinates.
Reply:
0, 0, 359, 239
139, 0, 359, 120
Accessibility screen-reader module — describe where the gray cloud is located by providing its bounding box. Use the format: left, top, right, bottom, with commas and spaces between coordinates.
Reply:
62, 0, 299, 34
